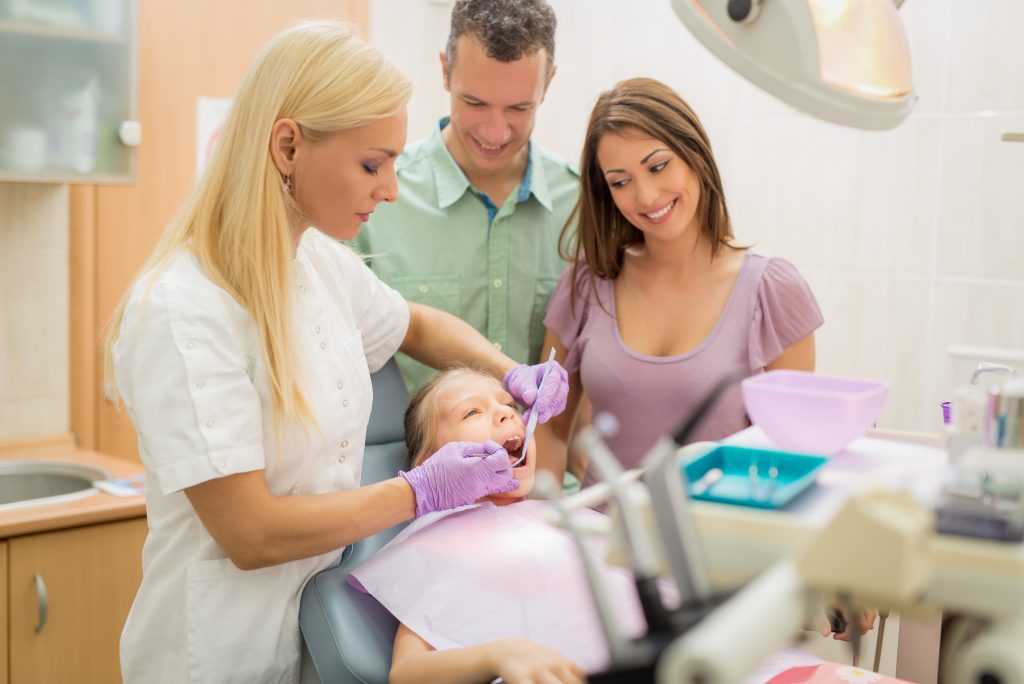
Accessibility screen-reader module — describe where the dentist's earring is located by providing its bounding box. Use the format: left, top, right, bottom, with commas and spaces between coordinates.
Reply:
282, 174, 293, 194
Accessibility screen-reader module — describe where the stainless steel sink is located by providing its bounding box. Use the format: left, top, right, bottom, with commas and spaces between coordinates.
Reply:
0, 461, 111, 512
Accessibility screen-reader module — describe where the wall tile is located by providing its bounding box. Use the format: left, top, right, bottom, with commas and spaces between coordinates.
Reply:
0, 398, 69, 441
943, 0, 1024, 112
0, 251, 68, 402
0, 183, 68, 440
0, 184, 68, 252
935, 114, 1024, 280
808, 271, 931, 431
899, 0, 951, 114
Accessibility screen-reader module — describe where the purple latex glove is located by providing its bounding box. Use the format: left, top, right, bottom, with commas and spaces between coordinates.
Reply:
503, 360, 569, 424
399, 440, 519, 517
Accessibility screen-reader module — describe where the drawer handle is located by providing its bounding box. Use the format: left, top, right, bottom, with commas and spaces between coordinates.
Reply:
34, 573, 48, 633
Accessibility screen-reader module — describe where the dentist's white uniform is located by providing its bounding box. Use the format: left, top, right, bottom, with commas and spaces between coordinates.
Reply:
113, 229, 409, 683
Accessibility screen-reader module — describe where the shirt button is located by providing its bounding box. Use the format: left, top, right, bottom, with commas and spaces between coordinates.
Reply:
342, 399, 350, 407
315, 325, 321, 334
338, 455, 346, 464
493, 341, 502, 351
493, 279, 502, 288
341, 440, 349, 448
196, 380, 205, 388
320, 341, 327, 350
212, 456, 226, 473
418, 284, 429, 294
206, 419, 215, 428
336, 380, 344, 390
186, 341, 196, 350
299, 283, 306, 293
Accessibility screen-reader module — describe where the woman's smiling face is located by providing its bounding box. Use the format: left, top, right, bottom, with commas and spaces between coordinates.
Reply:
597, 126, 702, 247
428, 370, 536, 500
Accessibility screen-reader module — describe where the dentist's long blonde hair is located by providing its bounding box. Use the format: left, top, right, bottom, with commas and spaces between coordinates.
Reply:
104, 19, 412, 432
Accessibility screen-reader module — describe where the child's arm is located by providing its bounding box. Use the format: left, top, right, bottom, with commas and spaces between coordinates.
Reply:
389, 622, 585, 684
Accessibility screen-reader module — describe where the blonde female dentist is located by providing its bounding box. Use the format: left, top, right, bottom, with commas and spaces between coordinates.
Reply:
106, 20, 568, 684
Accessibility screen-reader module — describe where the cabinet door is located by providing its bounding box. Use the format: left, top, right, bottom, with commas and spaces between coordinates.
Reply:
0, 541, 7, 684
0, 0, 139, 183
8, 518, 146, 684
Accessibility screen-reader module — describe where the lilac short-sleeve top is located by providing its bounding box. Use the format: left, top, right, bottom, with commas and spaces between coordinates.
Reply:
544, 253, 823, 484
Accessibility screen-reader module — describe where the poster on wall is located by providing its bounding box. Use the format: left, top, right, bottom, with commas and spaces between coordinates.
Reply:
196, 96, 233, 181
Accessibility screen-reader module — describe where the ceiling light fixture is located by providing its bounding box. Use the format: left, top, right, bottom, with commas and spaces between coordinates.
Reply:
671, 0, 915, 129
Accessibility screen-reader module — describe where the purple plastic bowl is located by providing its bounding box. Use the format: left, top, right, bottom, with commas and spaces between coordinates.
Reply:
741, 370, 889, 455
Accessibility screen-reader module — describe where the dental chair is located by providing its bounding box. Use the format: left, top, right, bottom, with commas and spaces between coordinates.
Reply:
299, 358, 410, 684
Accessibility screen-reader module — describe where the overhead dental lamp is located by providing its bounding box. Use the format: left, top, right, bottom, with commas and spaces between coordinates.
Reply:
670, 0, 915, 130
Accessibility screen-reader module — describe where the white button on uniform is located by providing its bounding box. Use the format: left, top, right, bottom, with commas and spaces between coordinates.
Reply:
493, 341, 502, 351
493, 279, 502, 288
336, 381, 344, 390
186, 341, 196, 350
206, 419, 215, 427
418, 284, 429, 294
341, 440, 349, 448
315, 325, 321, 334
338, 455, 346, 463
320, 342, 326, 350
195, 380, 205, 388
342, 399, 350, 407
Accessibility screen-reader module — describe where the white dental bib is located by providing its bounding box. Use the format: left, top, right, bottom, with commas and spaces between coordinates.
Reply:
349, 499, 657, 673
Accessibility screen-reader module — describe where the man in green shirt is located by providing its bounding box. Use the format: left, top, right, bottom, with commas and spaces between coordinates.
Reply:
349, 0, 579, 392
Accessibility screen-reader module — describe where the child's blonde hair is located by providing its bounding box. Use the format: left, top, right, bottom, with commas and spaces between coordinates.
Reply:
402, 367, 502, 469
104, 19, 413, 434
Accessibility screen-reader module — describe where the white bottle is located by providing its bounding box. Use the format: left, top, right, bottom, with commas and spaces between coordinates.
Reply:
56, 76, 100, 173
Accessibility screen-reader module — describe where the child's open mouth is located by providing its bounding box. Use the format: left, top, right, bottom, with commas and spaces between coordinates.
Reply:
502, 434, 526, 468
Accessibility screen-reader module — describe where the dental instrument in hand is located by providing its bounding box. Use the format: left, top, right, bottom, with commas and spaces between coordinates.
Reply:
511, 347, 556, 468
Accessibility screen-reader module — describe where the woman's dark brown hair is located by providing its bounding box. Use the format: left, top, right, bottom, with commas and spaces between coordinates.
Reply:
559, 77, 736, 308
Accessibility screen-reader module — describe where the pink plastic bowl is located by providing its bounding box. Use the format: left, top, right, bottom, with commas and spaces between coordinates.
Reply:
741, 370, 889, 455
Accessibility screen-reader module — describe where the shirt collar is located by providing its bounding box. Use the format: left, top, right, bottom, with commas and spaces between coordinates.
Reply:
430, 117, 553, 212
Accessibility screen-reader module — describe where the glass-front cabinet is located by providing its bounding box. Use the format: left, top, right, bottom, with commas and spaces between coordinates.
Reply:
0, 0, 139, 184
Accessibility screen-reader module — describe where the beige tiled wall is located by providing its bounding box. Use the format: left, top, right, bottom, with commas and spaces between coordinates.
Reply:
0, 184, 69, 440
372, 0, 1024, 434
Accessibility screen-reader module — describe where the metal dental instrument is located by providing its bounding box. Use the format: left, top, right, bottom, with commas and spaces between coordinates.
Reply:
690, 467, 723, 496
511, 347, 556, 468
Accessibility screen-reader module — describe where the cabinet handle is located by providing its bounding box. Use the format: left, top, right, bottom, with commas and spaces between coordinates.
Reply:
34, 573, 48, 633
118, 120, 143, 147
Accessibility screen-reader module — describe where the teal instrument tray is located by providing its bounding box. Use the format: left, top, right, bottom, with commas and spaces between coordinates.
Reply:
681, 444, 827, 509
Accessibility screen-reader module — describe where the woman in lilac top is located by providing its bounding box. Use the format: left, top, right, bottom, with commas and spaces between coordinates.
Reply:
539, 78, 824, 487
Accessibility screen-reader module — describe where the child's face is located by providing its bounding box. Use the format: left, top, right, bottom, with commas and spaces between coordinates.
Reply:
430, 371, 536, 500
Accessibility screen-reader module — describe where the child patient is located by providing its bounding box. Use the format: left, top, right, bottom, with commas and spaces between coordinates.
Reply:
350, 368, 888, 684
352, 367, 616, 684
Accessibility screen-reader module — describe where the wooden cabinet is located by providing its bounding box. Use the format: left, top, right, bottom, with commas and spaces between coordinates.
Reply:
6, 517, 146, 683
69, 0, 368, 461
0, 0, 139, 183
1, 541, 7, 684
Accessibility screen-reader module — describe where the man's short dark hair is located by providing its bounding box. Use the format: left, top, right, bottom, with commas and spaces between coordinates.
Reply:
445, 0, 557, 80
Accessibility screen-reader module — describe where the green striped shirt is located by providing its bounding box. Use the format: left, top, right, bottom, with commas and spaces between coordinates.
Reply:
348, 118, 580, 391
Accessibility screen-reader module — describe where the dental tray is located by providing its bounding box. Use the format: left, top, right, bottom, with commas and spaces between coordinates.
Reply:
681, 444, 827, 510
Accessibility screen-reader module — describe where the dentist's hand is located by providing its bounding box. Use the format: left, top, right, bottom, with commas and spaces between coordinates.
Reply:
399, 440, 518, 517
504, 360, 569, 424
